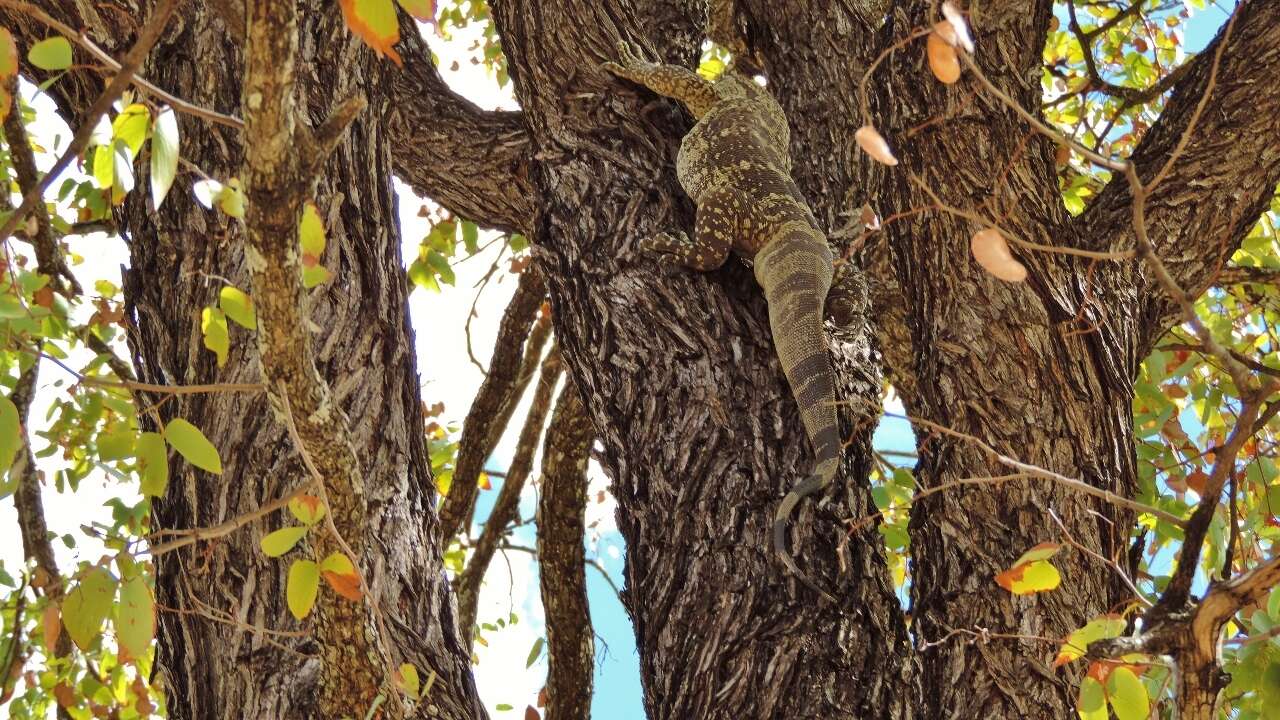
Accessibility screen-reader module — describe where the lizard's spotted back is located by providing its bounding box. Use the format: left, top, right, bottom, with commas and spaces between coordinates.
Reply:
604, 39, 856, 601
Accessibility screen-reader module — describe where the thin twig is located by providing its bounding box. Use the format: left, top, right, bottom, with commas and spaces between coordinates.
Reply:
146, 483, 314, 555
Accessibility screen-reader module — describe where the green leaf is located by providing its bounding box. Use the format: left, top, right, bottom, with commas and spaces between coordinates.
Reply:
112, 103, 150, 155
0, 29, 18, 79
1106, 667, 1149, 720
526, 637, 544, 668
28, 37, 73, 71
97, 427, 137, 462
260, 526, 309, 557
425, 250, 455, 286
287, 559, 320, 620
164, 418, 223, 474
1076, 677, 1107, 720
63, 567, 117, 650
0, 396, 21, 477
137, 431, 168, 496
201, 306, 230, 366
114, 574, 154, 663
461, 221, 479, 254
218, 286, 257, 330
150, 107, 180, 210
397, 0, 436, 21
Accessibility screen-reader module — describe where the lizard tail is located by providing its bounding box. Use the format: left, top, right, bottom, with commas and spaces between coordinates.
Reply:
773, 467, 838, 603
754, 225, 842, 602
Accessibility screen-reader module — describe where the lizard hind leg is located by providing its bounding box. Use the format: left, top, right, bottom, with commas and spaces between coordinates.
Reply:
639, 196, 737, 272
824, 260, 869, 329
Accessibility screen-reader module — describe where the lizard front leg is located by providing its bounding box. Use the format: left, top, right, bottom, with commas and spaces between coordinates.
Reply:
602, 41, 721, 119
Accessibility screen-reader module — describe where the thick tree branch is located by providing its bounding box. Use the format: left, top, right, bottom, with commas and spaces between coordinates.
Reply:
456, 345, 562, 639
388, 20, 534, 235
240, 2, 391, 715
437, 272, 549, 544
536, 382, 595, 720
1078, 2, 1280, 356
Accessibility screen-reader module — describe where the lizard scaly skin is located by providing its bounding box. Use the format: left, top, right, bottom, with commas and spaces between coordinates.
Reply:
604, 39, 849, 602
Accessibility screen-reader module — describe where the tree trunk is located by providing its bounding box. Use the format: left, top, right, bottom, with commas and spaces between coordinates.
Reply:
9, 0, 1279, 718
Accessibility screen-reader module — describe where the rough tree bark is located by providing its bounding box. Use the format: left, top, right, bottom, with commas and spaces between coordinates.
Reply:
8, 0, 1280, 718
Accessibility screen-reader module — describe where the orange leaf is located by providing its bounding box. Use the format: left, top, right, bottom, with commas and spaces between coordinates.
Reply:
1186, 471, 1208, 495
525, 706, 541, 720
42, 604, 61, 650
854, 125, 898, 166
323, 570, 364, 601
338, 0, 403, 66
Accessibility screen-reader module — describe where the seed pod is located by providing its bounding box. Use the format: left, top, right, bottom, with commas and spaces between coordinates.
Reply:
941, 2, 975, 53
927, 25, 961, 84
855, 125, 899, 166
970, 228, 1027, 282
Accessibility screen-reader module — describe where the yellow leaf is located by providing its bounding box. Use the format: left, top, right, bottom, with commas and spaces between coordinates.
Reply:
287, 559, 320, 620
339, 0, 403, 65
288, 495, 326, 526
1106, 666, 1149, 720
1055, 616, 1127, 667
201, 306, 230, 367
396, 662, 421, 699
995, 559, 1060, 595
114, 575, 154, 664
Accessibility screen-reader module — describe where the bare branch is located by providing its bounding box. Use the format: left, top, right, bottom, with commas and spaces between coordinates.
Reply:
389, 22, 534, 235
438, 271, 550, 544
1077, 2, 1280, 355
456, 345, 562, 639
536, 382, 596, 720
